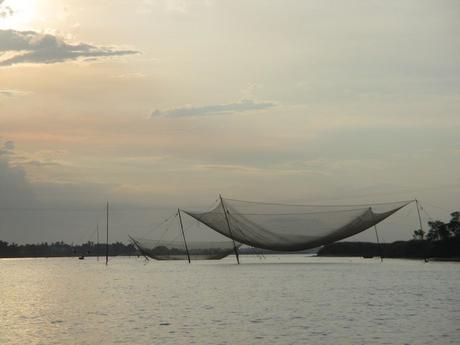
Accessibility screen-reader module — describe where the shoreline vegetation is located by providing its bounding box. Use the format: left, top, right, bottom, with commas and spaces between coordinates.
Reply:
1, 239, 459, 260
1, 211, 458, 260
0, 241, 138, 258
317, 238, 460, 260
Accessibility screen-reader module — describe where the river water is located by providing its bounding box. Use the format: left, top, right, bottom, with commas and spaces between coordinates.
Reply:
1, 255, 459, 345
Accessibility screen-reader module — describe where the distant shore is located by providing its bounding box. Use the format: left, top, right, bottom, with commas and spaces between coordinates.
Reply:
2, 238, 460, 260
317, 238, 460, 260
0, 241, 137, 259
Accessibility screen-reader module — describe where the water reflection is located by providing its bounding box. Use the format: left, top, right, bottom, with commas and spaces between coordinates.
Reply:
1, 256, 459, 344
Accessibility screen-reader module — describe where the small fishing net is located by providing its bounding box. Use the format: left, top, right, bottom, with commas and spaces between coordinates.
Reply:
130, 211, 239, 260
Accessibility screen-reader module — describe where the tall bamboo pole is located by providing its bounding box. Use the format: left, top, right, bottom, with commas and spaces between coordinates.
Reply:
415, 199, 424, 234
373, 225, 383, 262
105, 202, 109, 265
370, 207, 383, 262
177, 209, 191, 263
96, 223, 99, 261
220, 194, 240, 264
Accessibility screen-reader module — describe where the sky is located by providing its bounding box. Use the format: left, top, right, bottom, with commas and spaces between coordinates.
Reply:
0, 0, 459, 244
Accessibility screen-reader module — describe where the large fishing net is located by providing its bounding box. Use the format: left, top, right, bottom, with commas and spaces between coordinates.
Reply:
184, 197, 413, 251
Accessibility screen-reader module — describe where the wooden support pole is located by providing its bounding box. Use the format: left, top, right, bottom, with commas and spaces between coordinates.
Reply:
415, 199, 424, 234
177, 209, 191, 263
374, 225, 383, 262
106, 201, 109, 265
96, 223, 99, 261
415, 199, 428, 262
370, 207, 383, 262
220, 194, 240, 264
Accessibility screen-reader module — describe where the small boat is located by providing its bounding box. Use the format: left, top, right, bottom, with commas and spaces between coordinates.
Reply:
78, 255, 85, 260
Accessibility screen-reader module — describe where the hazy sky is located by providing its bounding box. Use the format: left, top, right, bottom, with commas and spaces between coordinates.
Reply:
1, 0, 459, 244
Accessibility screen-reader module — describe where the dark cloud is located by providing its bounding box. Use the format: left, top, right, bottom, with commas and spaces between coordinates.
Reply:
0, 29, 139, 67
0, 140, 163, 244
0, 140, 38, 243
0, 141, 32, 206
152, 99, 276, 118
0, 140, 102, 243
0, 156, 34, 208
0, 141, 69, 243
0, 140, 14, 155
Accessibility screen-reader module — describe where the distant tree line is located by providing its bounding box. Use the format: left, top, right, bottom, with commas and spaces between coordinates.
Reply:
413, 211, 460, 241
2, 212, 459, 259
0, 240, 138, 258
319, 211, 460, 259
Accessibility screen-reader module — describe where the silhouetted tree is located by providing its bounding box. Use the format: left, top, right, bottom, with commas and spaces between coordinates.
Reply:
427, 220, 450, 241
413, 229, 425, 240
449, 211, 460, 237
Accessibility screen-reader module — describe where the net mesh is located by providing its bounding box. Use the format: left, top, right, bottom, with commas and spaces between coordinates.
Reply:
184, 197, 413, 251
130, 211, 239, 260
130, 237, 237, 260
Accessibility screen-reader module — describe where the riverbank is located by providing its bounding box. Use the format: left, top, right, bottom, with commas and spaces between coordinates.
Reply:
0, 240, 137, 258
317, 238, 460, 259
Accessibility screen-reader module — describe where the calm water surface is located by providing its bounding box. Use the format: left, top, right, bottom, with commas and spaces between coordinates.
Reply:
1, 255, 459, 345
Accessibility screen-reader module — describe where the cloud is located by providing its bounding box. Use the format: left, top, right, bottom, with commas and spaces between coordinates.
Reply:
194, 163, 263, 174
0, 89, 31, 97
22, 160, 63, 167
0, 0, 13, 18
0, 29, 139, 67
241, 83, 263, 98
0, 140, 36, 211
5, 147, 70, 169
111, 72, 146, 79
0, 143, 71, 175
0, 140, 14, 155
165, 0, 188, 13
152, 99, 276, 118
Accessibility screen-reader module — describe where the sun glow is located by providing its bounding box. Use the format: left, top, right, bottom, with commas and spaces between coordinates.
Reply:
0, 0, 39, 30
